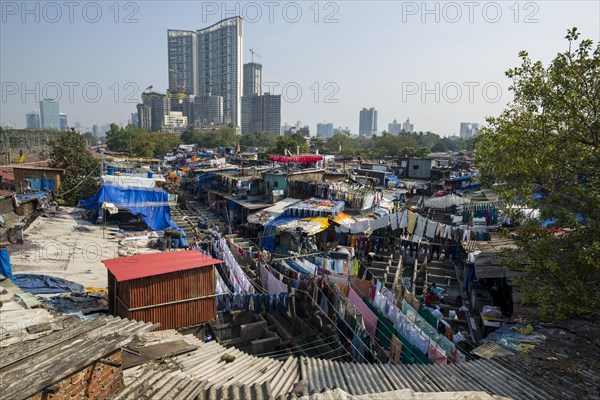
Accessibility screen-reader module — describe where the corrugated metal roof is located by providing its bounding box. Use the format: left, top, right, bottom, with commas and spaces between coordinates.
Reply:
122, 330, 295, 399
115, 365, 208, 400
102, 250, 222, 281
296, 388, 510, 399
0, 315, 156, 399
172, 340, 284, 388
299, 356, 549, 399
119, 326, 592, 400
117, 365, 274, 400
471, 343, 515, 359
203, 382, 272, 400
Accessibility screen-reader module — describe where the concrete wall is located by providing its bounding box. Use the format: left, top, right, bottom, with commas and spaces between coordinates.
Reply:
263, 174, 287, 197
239, 320, 268, 341
27, 350, 124, 400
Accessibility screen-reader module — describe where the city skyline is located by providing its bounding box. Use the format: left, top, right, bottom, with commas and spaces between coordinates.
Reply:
2, 2, 599, 135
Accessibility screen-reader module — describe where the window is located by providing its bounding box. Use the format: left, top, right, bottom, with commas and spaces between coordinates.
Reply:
413, 165, 419, 170
274, 181, 279, 188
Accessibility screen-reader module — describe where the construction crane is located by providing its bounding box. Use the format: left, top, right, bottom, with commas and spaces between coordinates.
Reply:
249, 48, 262, 64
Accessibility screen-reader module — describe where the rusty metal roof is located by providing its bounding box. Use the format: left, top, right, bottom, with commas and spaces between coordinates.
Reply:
102, 250, 222, 281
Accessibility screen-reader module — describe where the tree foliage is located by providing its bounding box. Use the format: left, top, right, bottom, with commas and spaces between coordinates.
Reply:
105, 123, 139, 152
267, 134, 309, 155
475, 28, 600, 320
181, 126, 239, 148
130, 132, 181, 158
317, 131, 470, 158
239, 131, 279, 149
50, 130, 100, 206
105, 124, 180, 157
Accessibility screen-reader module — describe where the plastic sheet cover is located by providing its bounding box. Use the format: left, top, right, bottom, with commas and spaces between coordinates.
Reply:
11, 274, 84, 294
78, 183, 183, 233
0, 248, 12, 277
260, 215, 300, 252
24, 178, 55, 191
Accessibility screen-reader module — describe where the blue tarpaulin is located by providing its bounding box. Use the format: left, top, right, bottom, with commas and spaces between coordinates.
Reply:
17, 193, 48, 201
542, 214, 586, 228
260, 215, 300, 252
78, 183, 183, 234
0, 248, 12, 277
24, 178, 55, 191
11, 274, 84, 294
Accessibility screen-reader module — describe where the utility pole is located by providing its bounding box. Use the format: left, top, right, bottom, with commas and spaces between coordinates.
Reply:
99, 147, 105, 177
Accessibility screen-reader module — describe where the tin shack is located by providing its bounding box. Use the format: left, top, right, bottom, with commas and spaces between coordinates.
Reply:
102, 251, 221, 330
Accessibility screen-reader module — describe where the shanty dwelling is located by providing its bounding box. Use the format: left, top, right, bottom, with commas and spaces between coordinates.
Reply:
102, 251, 221, 330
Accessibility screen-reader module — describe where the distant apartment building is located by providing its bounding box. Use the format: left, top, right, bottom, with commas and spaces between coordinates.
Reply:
241, 62, 281, 135
285, 124, 309, 137
168, 17, 243, 127
193, 94, 224, 126
166, 91, 195, 130
163, 111, 188, 134
280, 122, 292, 136
137, 104, 152, 130
167, 29, 197, 95
39, 99, 60, 130
388, 118, 401, 135
92, 125, 101, 136
402, 118, 414, 134
242, 93, 281, 135
141, 92, 170, 132
243, 63, 262, 97
130, 112, 139, 127
59, 113, 68, 131
317, 123, 334, 138
460, 122, 480, 138
334, 126, 351, 136
26, 111, 40, 129
359, 107, 378, 136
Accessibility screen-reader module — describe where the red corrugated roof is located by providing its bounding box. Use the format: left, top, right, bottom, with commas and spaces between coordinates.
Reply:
102, 250, 222, 282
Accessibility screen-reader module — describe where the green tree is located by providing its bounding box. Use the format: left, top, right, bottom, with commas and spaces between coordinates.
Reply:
309, 137, 327, 154
267, 135, 309, 155
105, 124, 143, 152
239, 131, 279, 148
182, 126, 238, 148
370, 133, 419, 158
415, 147, 431, 158
325, 133, 357, 155
130, 134, 156, 158
475, 28, 600, 320
412, 131, 441, 148
431, 140, 449, 152
50, 130, 100, 205
105, 123, 180, 157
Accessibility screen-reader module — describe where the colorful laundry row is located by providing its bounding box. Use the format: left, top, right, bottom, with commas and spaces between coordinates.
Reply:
337, 209, 486, 244
213, 238, 254, 294
217, 292, 289, 314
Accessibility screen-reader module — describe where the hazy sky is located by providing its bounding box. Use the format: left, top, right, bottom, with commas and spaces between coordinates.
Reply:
1, 1, 599, 135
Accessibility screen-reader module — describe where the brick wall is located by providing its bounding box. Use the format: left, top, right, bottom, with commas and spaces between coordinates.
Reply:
27, 350, 124, 400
